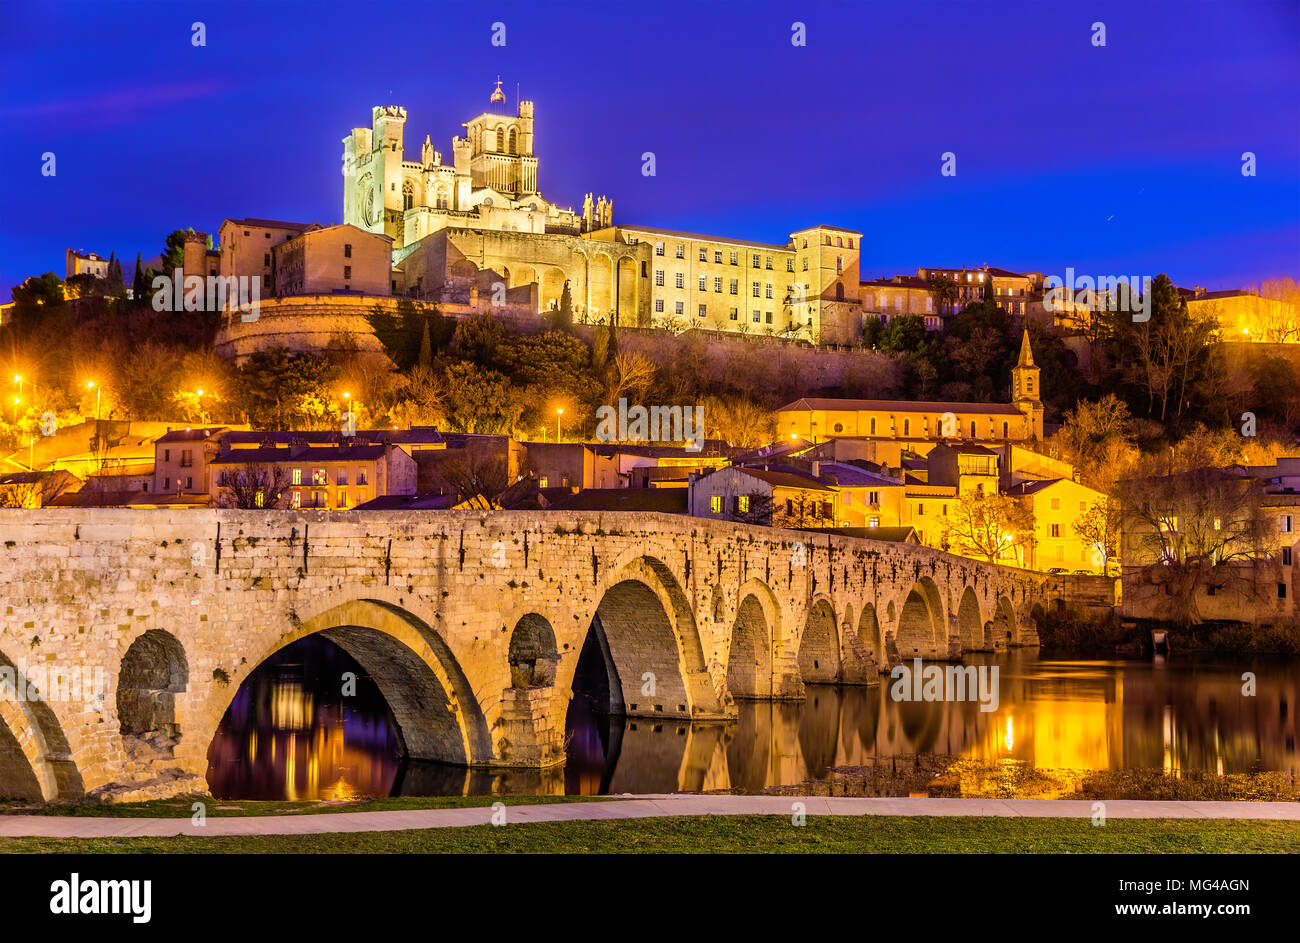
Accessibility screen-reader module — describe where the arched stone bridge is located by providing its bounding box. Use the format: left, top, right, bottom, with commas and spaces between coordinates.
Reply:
0, 509, 1051, 801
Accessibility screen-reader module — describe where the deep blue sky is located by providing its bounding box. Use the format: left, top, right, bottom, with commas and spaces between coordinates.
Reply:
2, 0, 1297, 300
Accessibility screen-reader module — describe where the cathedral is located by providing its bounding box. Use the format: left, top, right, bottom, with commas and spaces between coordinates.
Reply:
342, 79, 612, 253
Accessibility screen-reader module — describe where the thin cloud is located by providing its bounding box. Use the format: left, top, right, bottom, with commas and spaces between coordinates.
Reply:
3, 80, 233, 128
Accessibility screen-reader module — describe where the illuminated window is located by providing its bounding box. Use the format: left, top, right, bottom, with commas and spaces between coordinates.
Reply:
338, 490, 348, 508
737, 495, 750, 512
255, 490, 264, 508
291, 491, 301, 508
709, 496, 722, 513
869, 516, 879, 527
312, 468, 327, 485
292, 469, 302, 485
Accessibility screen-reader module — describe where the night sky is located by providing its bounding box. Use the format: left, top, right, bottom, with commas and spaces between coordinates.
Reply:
1, 0, 1297, 300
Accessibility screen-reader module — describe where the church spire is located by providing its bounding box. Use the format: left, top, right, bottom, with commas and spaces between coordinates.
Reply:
1016, 328, 1035, 368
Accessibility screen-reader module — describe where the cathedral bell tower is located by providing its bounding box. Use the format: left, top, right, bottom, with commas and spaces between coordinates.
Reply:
1012, 329, 1044, 440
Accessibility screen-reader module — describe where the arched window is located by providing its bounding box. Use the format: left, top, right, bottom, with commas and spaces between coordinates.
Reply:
402, 180, 414, 210
970, 421, 977, 438
496, 126, 505, 152
508, 128, 518, 155
435, 186, 449, 210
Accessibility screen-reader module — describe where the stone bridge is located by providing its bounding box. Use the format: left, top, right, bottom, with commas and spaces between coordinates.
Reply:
0, 509, 1053, 801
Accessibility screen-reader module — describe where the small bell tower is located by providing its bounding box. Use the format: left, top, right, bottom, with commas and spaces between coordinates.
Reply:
1012, 330, 1043, 439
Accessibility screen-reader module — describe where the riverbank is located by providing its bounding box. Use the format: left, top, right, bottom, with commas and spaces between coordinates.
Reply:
1036, 606, 1300, 656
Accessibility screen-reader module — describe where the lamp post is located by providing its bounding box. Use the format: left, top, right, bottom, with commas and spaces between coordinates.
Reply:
86, 381, 101, 421
11, 396, 19, 422
194, 388, 207, 425
555, 408, 563, 443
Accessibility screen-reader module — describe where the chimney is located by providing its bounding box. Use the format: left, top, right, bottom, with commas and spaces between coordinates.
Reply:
811, 460, 821, 479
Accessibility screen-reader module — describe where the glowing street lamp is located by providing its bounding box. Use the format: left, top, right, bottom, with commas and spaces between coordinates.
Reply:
11, 396, 19, 421
342, 391, 354, 435
86, 381, 101, 421
556, 407, 564, 443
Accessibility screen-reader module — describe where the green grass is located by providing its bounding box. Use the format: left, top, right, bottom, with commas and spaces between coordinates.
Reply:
2, 815, 1298, 854
0, 793, 609, 818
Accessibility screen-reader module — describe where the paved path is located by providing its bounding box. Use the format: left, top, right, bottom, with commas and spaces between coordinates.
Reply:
2, 795, 1299, 838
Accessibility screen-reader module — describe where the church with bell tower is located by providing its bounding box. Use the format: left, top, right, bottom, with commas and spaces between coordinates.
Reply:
1012, 329, 1044, 440
341, 79, 612, 252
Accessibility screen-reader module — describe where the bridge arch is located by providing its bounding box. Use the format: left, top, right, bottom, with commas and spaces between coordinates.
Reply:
857, 604, 881, 665
205, 599, 491, 769
955, 586, 983, 653
896, 577, 945, 659
581, 554, 718, 719
992, 596, 1016, 647
798, 597, 840, 683
727, 587, 775, 699
0, 648, 84, 800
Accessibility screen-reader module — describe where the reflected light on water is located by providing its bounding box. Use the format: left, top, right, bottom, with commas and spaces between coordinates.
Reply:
209, 641, 1300, 800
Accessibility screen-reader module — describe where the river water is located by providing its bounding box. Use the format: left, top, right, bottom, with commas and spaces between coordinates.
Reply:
206, 638, 1299, 800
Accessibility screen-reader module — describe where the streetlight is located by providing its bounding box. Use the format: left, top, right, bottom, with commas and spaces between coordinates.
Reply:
193, 388, 207, 425
556, 407, 563, 443
342, 391, 354, 435
86, 381, 101, 421
11, 396, 19, 422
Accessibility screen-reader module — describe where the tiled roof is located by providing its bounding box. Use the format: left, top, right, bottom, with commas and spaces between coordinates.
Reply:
781, 397, 1024, 417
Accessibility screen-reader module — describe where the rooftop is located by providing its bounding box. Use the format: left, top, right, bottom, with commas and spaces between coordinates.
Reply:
781, 397, 1025, 417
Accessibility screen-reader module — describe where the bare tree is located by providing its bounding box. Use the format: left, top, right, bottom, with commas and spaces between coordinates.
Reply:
941, 490, 1036, 564
217, 463, 292, 509
438, 453, 509, 506
1115, 468, 1278, 625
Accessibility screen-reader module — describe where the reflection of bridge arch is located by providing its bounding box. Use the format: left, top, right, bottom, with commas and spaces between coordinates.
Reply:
203, 599, 491, 771
896, 577, 945, 658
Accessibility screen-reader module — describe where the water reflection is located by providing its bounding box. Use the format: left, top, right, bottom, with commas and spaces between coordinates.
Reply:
208, 639, 1300, 800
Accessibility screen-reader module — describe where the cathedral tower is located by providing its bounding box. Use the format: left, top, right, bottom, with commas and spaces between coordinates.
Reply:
460, 79, 538, 198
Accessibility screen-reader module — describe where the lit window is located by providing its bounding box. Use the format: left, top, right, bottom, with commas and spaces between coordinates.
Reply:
710, 495, 722, 513
292, 469, 302, 485
737, 495, 750, 512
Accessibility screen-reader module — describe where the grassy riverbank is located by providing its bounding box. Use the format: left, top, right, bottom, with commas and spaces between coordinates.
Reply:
2, 815, 1298, 853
